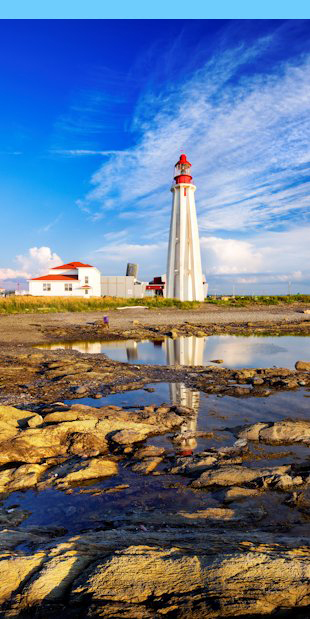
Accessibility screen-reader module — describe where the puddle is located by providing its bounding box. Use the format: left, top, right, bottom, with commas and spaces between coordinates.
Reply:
66, 383, 310, 458
6, 467, 213, 534
6, 383, 310, 535
38, 334, 310, 369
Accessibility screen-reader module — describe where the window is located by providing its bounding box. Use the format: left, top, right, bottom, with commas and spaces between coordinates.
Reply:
43, 283, 51, 291
85, 276, 89, 284
65, 283, 73, 292
85, 289, 89, 295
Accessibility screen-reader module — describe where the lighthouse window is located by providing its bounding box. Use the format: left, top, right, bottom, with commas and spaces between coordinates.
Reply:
85, 276, 89, 284
43, 283, 51, 291
64, 283, 73, 291
85, 289, 89, 295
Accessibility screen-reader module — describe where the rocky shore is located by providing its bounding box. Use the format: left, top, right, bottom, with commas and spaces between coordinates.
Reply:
0, 309, 309, 617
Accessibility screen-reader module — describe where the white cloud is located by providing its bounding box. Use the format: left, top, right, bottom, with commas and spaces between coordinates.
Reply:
201, 237, 262, 275
80, 42, 310, 240
0, 247, 62, 285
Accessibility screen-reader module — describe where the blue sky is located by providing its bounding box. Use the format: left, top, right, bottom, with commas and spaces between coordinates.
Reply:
1, 19, 310, 294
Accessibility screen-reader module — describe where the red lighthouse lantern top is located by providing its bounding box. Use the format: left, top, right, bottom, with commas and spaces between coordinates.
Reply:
174, 153, 192, 184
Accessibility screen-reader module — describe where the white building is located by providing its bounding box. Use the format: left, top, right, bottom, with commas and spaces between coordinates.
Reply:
29, 261, 101, 297
166, 154, 205, 301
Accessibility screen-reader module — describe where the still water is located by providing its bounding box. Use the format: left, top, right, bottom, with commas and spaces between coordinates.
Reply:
67, 383, 310, 458
9, 383, 310, 534
39, 334, 310, 369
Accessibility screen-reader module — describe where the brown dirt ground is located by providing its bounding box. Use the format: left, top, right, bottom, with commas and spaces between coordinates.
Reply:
0, 304, 309, 347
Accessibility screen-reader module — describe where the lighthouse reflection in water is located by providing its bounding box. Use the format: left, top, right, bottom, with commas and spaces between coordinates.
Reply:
166, 336, 203, 454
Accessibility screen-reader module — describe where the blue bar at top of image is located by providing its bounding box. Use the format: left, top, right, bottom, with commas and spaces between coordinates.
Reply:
1, 0, 310, 20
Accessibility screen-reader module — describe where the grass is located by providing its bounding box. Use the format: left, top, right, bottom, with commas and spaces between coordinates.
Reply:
0, 295, 202, 314
205, 294, 310, 307
0, 294, 308, 314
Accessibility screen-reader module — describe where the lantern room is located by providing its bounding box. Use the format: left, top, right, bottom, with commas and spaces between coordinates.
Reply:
174, 153, 192, 184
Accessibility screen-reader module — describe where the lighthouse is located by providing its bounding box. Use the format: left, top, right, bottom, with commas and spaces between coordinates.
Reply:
166, 154, 205, 301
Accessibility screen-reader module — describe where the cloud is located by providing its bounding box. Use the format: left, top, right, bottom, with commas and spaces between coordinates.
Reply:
66, 25, 310, 291
51, 150, 131, 157
0, 247, 62, 287
201, 237, 262, 275
79, 39, 310, 240
38, 214, 63, 233
92, 241, 166, 278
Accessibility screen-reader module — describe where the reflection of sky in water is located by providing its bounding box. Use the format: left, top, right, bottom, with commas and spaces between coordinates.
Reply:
41, 335, 310, 370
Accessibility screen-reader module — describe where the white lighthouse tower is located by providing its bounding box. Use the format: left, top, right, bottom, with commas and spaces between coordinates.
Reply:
166, 154, 205, 301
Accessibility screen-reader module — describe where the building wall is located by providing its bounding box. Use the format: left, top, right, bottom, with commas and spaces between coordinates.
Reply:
77, 267, 101, 296
29, 279, 82, 297
101, 276, 146, 298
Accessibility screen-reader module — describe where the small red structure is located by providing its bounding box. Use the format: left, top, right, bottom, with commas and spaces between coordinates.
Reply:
146, 276, 165, 296
174, 153, 192, 185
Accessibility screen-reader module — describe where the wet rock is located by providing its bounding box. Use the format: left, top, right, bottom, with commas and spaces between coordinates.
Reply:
27, 414, 43, 428
155, 405, 171, 414
131, 457, 163, 474
295, 360, 310, 371
231, 386, 251, 396
0, 405, 41, 441
272, 474, 303, 491
134, 446, 165, 458
224, 486, 261, 503
192, 465, 290, 489
0, 553, 45, 604
167, 329, 179, 339
68, 432, 108, 457
260, 420, 310, 445
210, 359, 224, 364
0, 462, 49, 495
71, 385, 87, 395
0, 507, 31, 527
111, 429, 148, 445
55, 457, 118, 486
297, 487, 310, 509
235, 369, 257, 380
239, 422, 270, 441
174, 405, 194, 415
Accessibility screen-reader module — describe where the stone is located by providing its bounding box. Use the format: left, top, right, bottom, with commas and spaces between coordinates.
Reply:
297, 487, 310, 509
192, 465, 290, 489
134, 446, 165, 458
111, 429, 147, 445
239, 422, 269, 441
27, 414, 43, 428
259, 420, 310, 444
155, 405, 171, 414
131, 457, 163, 474
0, 553, 45, 603
210, 359, 224, 364
224, 486, 260, 502
55, 457, 118, 486
0, 463, 49, 494
295, 360, 310, 371
71, 385, 87, 394
18, 551, 92, 606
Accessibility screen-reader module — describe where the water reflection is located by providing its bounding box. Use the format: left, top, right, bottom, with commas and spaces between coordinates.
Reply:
38, 335, 309, 370
167, 337, 205, 454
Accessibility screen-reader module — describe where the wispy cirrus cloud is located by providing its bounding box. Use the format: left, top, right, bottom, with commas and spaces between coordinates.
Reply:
74, 26, 310, 290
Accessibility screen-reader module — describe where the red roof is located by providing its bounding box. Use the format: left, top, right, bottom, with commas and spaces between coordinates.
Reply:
30, 274, 79, 281
51, 262, 94, 269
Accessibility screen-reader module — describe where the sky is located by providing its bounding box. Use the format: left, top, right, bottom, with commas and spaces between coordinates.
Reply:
0, 19, 310, 294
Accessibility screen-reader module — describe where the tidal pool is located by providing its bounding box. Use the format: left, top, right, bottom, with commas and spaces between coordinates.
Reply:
66, 383, 310, 462
7, 384, 310, 534
38, 334, 310, 369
